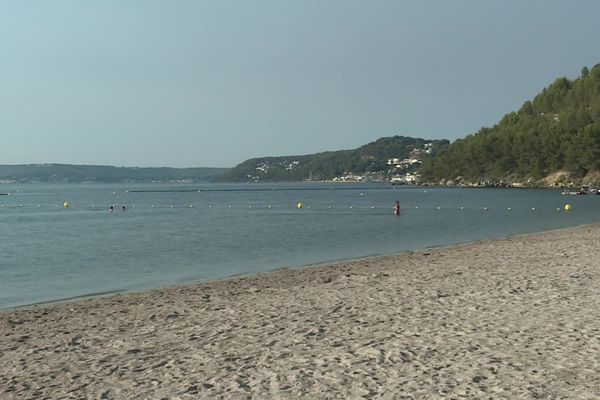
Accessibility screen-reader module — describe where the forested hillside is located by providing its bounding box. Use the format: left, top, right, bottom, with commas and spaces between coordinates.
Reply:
421, 64, 600, 186
0, 164, 228, 183
217, 136, 449, 182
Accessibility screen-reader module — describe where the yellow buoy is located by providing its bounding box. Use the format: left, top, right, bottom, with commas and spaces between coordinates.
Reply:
297, 202, 304, 209
63, 201, 70, 208
564, 204, 572, 211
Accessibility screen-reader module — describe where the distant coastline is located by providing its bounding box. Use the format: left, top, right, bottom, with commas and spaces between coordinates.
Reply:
0, 164, 229, 184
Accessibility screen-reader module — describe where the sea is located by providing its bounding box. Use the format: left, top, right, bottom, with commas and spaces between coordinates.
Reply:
1, 182, 598, 310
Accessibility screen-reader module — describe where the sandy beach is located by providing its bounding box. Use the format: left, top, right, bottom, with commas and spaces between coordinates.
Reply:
2, 225, 600, 399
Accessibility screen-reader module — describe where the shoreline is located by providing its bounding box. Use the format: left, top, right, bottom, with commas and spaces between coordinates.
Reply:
2, 223, 600, 398
1, 222, 593, 314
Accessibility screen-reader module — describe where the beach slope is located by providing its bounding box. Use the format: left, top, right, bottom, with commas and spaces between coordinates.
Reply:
2, 225, 600, 399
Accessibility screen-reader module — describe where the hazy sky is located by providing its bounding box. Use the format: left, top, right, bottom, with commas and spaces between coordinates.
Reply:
1, 1, 599, 168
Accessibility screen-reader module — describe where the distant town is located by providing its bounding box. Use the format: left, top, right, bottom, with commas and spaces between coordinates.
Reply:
333, 143, 434, 184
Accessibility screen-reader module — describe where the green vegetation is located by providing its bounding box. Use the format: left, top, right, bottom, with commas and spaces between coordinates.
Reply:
421, 64, 600, 186
0, 164, 229, 183
217, 136, 449, 182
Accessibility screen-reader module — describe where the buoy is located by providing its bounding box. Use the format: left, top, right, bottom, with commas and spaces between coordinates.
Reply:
189, 205, 194, 208
112, 192, 116, 196
63, 201, 70, 209
531, 207, 535, 211
437, 206, 441, 210
564, 204, 572, 211
360, 192, 364, 196
297, 202, 304, 209
267, 205, 272, 209
484, 207, 488, 211
460, 206, 464, 210
209, 205, 213, 208
507, 207, 511, 211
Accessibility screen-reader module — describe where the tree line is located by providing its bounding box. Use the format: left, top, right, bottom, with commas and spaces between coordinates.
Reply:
421, 64, 600, 185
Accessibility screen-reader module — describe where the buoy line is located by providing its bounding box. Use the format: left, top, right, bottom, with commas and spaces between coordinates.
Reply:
0, 203, 577, 212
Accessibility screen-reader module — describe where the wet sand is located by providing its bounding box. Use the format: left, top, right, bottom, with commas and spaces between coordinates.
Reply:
2, 225, 600, 399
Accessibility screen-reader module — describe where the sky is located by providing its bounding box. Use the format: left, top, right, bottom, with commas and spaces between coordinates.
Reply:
1, 1, 599, 168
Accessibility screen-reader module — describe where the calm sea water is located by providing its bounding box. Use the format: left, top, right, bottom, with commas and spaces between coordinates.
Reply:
1, 182, 598, 309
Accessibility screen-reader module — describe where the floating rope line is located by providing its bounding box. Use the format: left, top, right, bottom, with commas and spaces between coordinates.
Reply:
128, 189, 200, 193
128, 187, 398, 193
0, 202, 577, 212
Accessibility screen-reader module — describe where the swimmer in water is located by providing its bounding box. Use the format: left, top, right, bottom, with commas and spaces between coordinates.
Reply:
393, 200, 401, 215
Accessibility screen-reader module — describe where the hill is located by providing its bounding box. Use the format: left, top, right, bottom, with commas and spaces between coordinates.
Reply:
421, 64, 600, 187
0, 164, 229, 184
216, 136, 449, 182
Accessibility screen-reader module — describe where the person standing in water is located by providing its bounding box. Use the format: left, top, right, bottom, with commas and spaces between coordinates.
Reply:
394, 200, 401, 215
